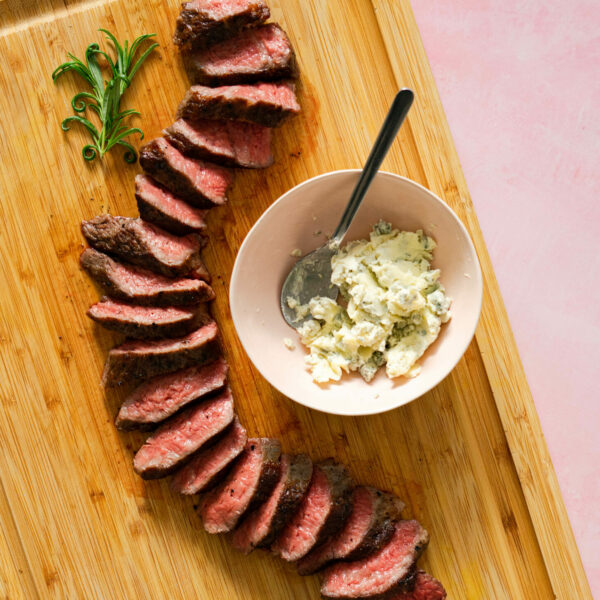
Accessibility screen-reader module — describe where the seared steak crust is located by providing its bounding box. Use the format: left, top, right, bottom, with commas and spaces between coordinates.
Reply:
297, 487, 404, 575
115, 357, 228, 430
87, 298, 206, 340
171, 416, 247, 494
320, 520, 430, 599
101, 319, 220, 387
135, 175, 207, 236
173, 0, 270, 52
177, 82, 300, 128
198, 438, 281, 534
164, 119, 273, 169
133, 387, 234, 479
139, 138, 232, 208
80, 249, 214, 306
184, 24, 298, 86
81, 215, 204, 278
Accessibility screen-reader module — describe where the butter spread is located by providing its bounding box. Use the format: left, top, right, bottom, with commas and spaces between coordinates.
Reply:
290, 221, 451, 383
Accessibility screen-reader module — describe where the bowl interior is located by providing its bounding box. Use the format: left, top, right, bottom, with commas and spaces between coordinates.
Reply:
230, 170, 482, 416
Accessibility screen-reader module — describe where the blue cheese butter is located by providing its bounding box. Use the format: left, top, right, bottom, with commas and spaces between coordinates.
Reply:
291, 221, 451, 383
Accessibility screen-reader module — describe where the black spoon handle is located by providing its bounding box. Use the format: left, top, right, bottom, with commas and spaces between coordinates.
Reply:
331, 88, 414, 245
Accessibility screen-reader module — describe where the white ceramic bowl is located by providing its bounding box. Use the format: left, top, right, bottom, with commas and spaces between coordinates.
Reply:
230, 170, 483, 416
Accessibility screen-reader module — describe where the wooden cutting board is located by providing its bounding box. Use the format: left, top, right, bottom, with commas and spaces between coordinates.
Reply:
0, 1, 591, 598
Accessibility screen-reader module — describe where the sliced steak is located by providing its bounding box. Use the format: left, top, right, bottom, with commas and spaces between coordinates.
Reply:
177, 82, 300, 127
173, 0, 270, 52
102, 319, 220, 387
297, 487, 404, 575
188, 260, 212, 283
171, 416, 247, 494
115, 357, 228, 430
184, 24, 298, 86
386, 571, 446, 600
139, 138, 233, 208
135, 174, 207, 236
198, 438, 281, 534
164, 119, 273, 168
87, 298, 206, 340
80, 249, 214, 306
272, 460, 354, 562
320, 520, 430, 599
133, 387, 234, 479
81, 215, 204, 278
231, 453, 312, 554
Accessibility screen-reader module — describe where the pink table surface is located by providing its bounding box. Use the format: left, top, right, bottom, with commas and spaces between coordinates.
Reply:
412, 0, 600, 594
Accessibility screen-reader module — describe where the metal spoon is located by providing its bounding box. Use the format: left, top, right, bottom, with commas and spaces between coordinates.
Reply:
280, 88, 415, 327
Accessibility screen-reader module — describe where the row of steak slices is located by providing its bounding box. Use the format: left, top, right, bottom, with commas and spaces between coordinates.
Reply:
78, 1, 446, 598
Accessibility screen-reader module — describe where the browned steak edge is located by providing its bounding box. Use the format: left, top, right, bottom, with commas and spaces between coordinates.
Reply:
316, 459, 355, 546
257, 453, 313, 548
173, 2, 270, 52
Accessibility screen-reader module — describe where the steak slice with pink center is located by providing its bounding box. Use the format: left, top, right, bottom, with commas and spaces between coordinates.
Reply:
297, 487, 405, 575
116, 357, 228, 430
164, 119, 273, 168
386, 571, 447, 600
171, 416, 247, 494
272, 460, 354, 562
320, 520, 430, 599
135, 175, 207, 236
82, 215, 204, 278
139, 138, 232, 208
133, 387, 234, 479
80, 249, 214, 306
173, 0, 270, 52
184, 24, 298, 86
102, 319, 220, 387
231, 453, 312, 554
87, 297, 206, 340
177, 82, 300, 128
199, 438, 281, 534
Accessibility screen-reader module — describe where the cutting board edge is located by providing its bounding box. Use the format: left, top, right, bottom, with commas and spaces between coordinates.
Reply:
370, 1, 592, 598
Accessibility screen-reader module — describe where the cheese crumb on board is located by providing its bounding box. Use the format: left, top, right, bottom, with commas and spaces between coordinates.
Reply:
294, 221, 452, 383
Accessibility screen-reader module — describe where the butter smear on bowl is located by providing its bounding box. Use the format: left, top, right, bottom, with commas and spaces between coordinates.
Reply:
288, 221, 451, 383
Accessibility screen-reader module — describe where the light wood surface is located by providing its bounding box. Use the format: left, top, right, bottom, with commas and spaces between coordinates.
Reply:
0, 0, 590, 598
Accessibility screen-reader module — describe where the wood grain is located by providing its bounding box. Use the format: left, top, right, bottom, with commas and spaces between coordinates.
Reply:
0, 0, 590, 598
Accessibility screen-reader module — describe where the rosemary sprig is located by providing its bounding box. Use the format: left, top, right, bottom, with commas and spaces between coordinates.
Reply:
52, 29, 159, 163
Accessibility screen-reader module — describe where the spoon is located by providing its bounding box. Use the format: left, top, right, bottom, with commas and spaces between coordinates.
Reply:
280, 88, 415, 327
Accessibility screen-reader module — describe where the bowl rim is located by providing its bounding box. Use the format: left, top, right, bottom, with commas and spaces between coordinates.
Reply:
230, 169, 483, 416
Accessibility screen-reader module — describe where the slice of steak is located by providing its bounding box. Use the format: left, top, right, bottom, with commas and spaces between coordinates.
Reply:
87, 298, 206, 340
115, 357, 228, 430
135, 174, 208, 236
198, 438, 281, 534
133, 387, 234, 479
320, 520, 430, 599
139, 138, 233, 208
188, 263, 211, 285
171, 416, 247, 494
271, 460, 354, 562
81, 215, 203, 278
297, 487, 404, 575
386, 571, 447, 600
231, 453, 312, 554
173, 0, 270, 52
184, 24, 298, 86
164, 119, 273, 168
80, 249, 214, 306
177, 82, 300, 127
102, 319, 220, 387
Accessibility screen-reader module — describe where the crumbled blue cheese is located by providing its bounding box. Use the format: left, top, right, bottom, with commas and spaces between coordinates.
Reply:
295, 221, 451, 383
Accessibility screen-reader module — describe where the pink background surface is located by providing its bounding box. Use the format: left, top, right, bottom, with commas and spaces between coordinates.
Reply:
411, 0, 600, 594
